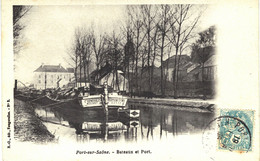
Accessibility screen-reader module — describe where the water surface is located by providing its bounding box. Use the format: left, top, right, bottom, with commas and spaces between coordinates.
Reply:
33, 102, 214, 143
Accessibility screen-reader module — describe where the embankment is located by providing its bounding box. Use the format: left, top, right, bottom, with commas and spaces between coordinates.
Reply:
14, 99, 55, 143
128, 98, 215, 112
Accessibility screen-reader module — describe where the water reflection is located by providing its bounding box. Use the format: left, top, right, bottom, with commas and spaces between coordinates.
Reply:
34, 103, 214, 143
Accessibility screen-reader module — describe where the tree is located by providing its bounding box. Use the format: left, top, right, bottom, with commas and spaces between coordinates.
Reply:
105, 31, 124, 90
157, 4, 175, 96
69, 27, 93, 87
66, 43, 79, 86
169, 4, 204, 98
13, 6, 31, 55
81, 31, 93, 84
141, 5, 158, 91
191, 26, 216, 81
126, 5, 147, 95
91, 28, 107, 72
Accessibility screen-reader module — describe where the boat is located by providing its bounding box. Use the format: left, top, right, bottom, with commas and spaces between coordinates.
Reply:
78, 82, 128, 110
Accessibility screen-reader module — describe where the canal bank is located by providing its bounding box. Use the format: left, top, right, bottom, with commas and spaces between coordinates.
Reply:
128, 97, 215, 112
14, 99, 55, 143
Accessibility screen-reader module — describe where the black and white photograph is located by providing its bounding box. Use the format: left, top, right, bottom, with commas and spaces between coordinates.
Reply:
2, 1, 259, 161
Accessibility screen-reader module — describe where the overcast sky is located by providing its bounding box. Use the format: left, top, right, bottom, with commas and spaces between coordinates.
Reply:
15, 5, 216, 83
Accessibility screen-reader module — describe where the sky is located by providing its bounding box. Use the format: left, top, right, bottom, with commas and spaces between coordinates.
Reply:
15, 5, 216, 83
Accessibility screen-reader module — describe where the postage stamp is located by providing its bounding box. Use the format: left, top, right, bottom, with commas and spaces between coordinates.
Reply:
217, 109, 254, 152
202, 109, 254, 160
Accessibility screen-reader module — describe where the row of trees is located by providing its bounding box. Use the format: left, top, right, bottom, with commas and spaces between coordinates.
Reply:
68, 4, 210, 97
124, 5, 205, 97
67, 27, 125, 88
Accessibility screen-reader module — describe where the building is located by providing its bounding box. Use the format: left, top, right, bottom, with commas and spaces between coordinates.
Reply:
184, 63, 201, 82
202, 54, 217, 81
33, 64, 74, 90
162, 55, 191, 82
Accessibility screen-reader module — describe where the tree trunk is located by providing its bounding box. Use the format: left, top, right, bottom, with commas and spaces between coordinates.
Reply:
79, 53, 82, 87
164, 52, 170, 95
83, 59, 87, 86
160, 34, 165, 96
135, 52, 139, 94
75, 55, 78, 87
87, 63, 90, 82
173, 46, 179, 98
147, 31, 151, 91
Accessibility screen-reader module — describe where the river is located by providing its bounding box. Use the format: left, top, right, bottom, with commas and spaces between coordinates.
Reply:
32, 102, 214, 144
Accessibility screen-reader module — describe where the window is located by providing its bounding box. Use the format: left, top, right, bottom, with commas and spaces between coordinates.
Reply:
39, 75, 41, 78
38, 80, 41, 83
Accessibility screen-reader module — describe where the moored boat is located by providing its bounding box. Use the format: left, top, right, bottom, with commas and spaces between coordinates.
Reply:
78, 93, 128, 108
78, 82, 128, 110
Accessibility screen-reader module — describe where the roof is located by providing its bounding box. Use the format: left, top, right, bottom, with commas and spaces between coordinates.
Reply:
162, 55, 190, 68
187, 63, 200, 73
204, 54, 216, 67
99, 70, 127, 81
90, 63, 113, 80
66, 68, 74, 73
34, 64, 72, 73
178, 62, 193, 71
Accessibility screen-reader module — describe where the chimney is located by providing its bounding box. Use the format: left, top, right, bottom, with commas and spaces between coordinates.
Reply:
59, 63, 61, 68
41, 63, 44, 68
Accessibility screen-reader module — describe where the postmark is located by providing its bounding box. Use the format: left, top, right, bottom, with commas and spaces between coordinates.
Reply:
202, 109, 254, 160
218, 110, 254, 152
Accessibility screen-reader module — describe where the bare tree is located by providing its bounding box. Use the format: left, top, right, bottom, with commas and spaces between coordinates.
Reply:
13, 6, 32, 74
157, 4, 175, 96
13, 6, 32, 55
91, 28, 107, 72
105, 31, 124, 91
66, 44, 79, 86
126, 5, 147, 95
70, 27, 93, 87
141, 5, 158, 91
150, 25, 159, 92
81, 31, 93, 85
169, 4, 203, 98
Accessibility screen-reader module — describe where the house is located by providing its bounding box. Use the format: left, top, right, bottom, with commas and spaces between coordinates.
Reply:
184, 63, 201, 82
183, 55, 217, 82
202, 54, 217, 81
162, 55, 191, 82
33, 64, 74, 89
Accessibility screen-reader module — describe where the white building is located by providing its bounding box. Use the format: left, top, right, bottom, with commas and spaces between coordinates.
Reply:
33, 64, 74, 90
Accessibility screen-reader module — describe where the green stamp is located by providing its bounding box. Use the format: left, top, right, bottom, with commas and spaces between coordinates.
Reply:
218, 110, 254, 152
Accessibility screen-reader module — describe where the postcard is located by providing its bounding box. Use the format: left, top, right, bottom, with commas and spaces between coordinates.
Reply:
2, 0, 259, 161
